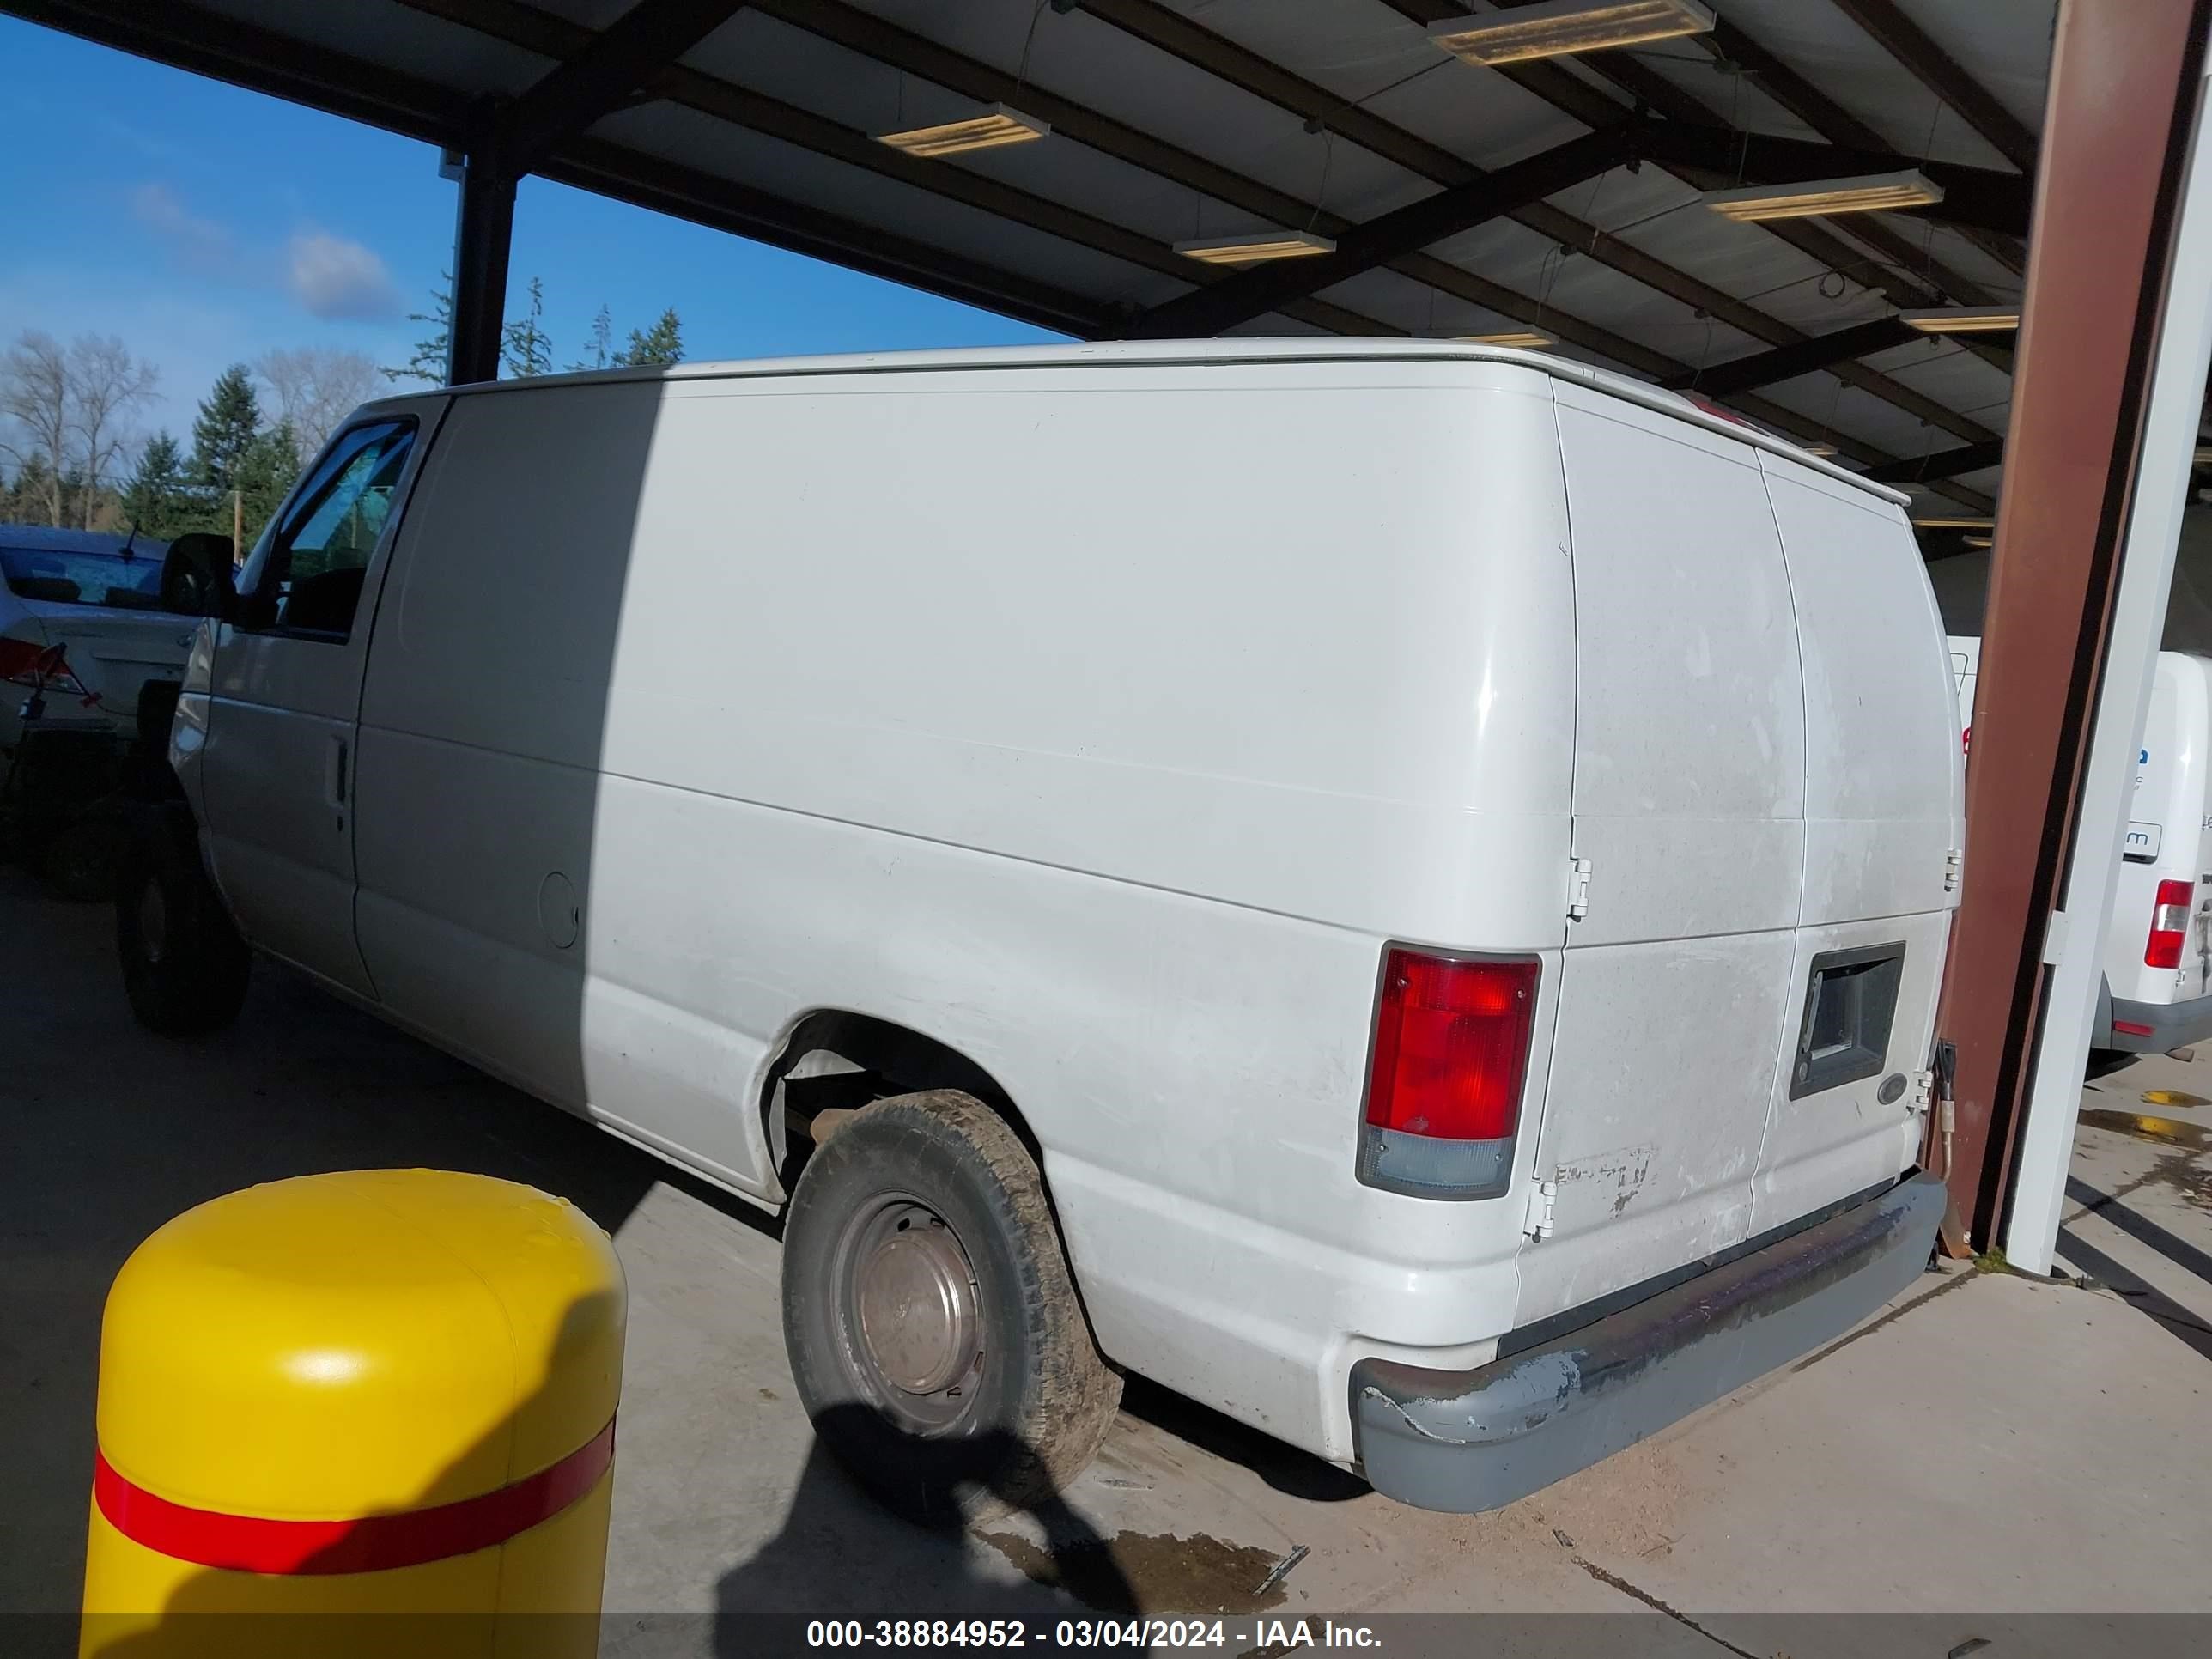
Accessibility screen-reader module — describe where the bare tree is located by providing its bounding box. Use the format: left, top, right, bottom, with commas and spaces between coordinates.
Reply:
68, 335, 160, 528
0, 331, 70, 526
257, 346, 380, 457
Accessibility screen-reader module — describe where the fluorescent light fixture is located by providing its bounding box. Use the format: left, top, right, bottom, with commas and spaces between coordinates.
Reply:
874, 104, 1049, 158
1430, 0, 1715, 66
1900, 307, 2021, 334
1963, 536, 1994, 549
1911, 515, 1996, 529
1175, 231, 1335, 266
1457, 331, 1553, 349
1802, 441, 1838, 457
1705, 169, 1943, 222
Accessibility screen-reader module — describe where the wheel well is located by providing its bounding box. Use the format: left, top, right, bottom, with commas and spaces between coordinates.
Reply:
760, 1010, 1045, 1196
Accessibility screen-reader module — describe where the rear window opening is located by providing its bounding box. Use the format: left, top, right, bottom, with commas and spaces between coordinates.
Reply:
1790, 944, 1905, 1099
1, 546, 166, 611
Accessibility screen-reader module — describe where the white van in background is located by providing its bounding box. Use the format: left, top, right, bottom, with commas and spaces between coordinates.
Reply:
1951, 637, 2212, 1067
125, 343, 1956, 1518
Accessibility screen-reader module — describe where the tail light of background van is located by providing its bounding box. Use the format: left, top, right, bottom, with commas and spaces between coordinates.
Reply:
1357, 948, 1538, 1200
2145, 878, 2196, 968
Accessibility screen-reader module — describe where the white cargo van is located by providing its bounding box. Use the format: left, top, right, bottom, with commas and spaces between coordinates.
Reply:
123, 343, 1955, 1517
1951, 635, 2212, 1066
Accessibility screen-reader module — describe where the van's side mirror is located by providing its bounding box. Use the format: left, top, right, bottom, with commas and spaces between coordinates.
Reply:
160, 533, 237, 621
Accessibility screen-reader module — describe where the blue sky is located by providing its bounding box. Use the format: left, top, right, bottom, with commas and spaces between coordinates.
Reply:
0, 15, 1060, 453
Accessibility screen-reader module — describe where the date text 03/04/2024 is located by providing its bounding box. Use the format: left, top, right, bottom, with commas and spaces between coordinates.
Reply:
804, 1620, 1383, 1650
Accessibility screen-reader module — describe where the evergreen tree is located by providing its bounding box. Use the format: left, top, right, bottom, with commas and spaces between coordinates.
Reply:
1, 454, 56, 526
119, 431, 193, 538
501, 276, 554, 379
189, 365, 262, 495
614, 307, 684, 368
235, 422, 303, 547
567, 304, 614, 374
384, 273, 454, 386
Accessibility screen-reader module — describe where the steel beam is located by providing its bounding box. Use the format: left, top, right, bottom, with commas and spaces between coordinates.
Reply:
1862, 438, 2008, 486
1828, 0, 2041, 175
447, 156, 516, 385
1376, 0, 2023, 311
1936, 0, 2211, 1249
486, 0, 747, 174
1667, 318, 1923, 398
1120, 128, 1638, 340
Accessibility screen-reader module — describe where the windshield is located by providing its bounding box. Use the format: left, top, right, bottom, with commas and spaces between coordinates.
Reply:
0, 546, 166, 611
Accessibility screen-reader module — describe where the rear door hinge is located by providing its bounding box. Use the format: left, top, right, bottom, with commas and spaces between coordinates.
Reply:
1944, 847, 1964, 892
1525, 1177, 1558, 1241
1568, 857, 1593, 921
1909, 1068, 1935, 1116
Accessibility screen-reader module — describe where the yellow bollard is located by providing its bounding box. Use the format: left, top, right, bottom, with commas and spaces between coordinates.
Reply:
79, 1170, 625, 1659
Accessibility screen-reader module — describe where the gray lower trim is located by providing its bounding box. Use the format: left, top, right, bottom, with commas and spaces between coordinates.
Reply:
1351, 1171, 1947, 1514
2103, 989, 2212, 1051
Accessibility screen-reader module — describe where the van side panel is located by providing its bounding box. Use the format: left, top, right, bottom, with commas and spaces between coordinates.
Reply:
1517, 386, 1807, 1327
1750, 459, 1958, 1230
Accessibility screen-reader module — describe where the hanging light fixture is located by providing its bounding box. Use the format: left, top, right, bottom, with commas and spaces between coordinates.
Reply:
1704, 169, 1944, 222
1429, 0, 1715, 67
1902, 309, 2026, 333
1457, 331, 1553, 349
1899, 306, 2022, 333
874, 104, 1050, 158
1911, 515, 1997, 529
1174, 231, 1336, 265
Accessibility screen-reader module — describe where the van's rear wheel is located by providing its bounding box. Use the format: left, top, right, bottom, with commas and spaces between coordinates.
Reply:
781, 1090, 1121, 1526
116, 812, 249, 1037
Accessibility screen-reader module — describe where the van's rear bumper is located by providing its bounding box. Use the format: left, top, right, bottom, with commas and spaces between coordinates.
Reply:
2103, 990, 2212, 1052
1349, 1170, 1946, 1513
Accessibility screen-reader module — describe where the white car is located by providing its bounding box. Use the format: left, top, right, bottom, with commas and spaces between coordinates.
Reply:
127, 342, 1959, 1518
0, 527, 197, 762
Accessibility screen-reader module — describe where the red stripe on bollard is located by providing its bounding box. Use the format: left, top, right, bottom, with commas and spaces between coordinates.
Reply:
93, 1419, 615, 1575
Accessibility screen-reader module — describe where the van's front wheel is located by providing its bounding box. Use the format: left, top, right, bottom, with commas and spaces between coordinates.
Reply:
780, 1090, 1121, 1526
115, 811, 249, 1037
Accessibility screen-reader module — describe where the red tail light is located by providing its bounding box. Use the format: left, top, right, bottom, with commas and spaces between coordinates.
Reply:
0, 635, 63, 687
1358, 948, 1538, 1200
2146, 879, 2194, 969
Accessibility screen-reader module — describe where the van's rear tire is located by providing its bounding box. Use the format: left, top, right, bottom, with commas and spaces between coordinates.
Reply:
116, 813, 249, 1037
780, 1090, 1121, 1528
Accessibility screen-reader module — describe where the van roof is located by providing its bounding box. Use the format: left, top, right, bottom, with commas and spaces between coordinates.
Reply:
377, 339, 1908, 507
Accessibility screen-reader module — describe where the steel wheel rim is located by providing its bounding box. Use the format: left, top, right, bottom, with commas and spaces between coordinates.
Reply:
831, 1192, 985, 1434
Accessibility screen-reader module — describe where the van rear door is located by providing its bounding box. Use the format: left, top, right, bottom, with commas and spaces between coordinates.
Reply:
1515, 385, 1808, 1328
1751, 458, 1960, 1232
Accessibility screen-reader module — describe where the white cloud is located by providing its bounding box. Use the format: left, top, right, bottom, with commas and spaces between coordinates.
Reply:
286, 230, 405, 323
130, 182, 234, 273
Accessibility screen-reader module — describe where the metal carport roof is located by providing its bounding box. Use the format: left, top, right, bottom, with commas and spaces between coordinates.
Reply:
6, 0, 2060, 534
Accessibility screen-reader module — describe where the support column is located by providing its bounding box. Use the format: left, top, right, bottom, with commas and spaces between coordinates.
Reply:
447, 155, 515, 387
2005, 51, 2212, 1276
1935, 0, 2212, 1251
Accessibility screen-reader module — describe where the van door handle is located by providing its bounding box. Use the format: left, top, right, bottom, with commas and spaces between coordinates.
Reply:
327, 735, 349, 809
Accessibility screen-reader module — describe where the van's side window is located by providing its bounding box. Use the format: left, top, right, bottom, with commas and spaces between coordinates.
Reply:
235, 418, 417, 641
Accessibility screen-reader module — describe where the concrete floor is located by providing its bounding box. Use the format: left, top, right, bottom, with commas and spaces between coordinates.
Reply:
4, 867, 2210, 1657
